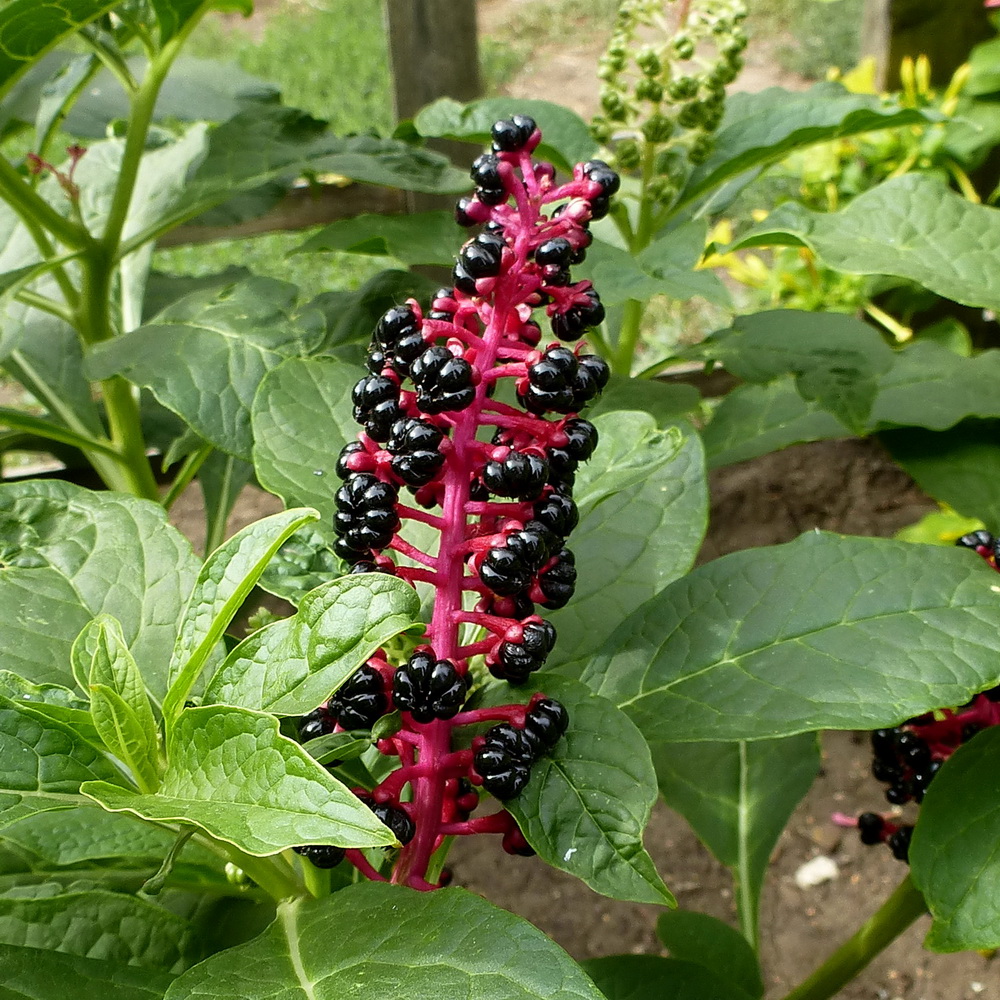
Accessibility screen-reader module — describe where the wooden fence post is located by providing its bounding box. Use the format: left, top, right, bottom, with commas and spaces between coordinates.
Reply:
862, 0, 993, 89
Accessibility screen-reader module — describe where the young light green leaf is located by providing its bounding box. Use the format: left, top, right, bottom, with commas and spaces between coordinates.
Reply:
251, 356, 363, 516
84, 616, 157, 735
654, 737, 819, 949
0, 696, 123, 830
0, 942, 175, 1000
585, 532, 1000, 741
89, 685, 160, 793
582, 954, 751, 1000
0, 0, 119, 99
165, 884, 607, 1000
86, 278, 313, 461
414, 97, 598, 174
0, 480, 199, 697
731, 175, 1000, 313
548, 416, 707, 675
83, 706, 394, 856
700, 378, 848, 469
883, 423, 1000, 533
203, 575, 421, 715
301, 731, 372, 766
910, 726, 1000, 951
498, 675, 674, 907
292, 210, 458, 266
163, 507, 320, 723
0, 671, 100, 747
656, 910, 764, 999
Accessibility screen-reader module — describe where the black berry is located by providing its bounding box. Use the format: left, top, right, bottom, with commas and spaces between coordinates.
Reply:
411, 347, 476, 414
392, 651, 467, 723
483, 449, 549, 500
329, 664, 387, 730
491, 115, 536, 152
537, 548, 577, 608
293, 844, 345, 869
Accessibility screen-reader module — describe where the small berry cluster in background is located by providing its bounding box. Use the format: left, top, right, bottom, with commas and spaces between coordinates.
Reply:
844, 529, 1000, 863
298, 116, 615, 889
592, 0, 747, 200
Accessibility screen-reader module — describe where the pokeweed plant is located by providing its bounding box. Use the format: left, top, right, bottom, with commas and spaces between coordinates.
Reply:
4, 110, 1000, 1000
0, 0, 465, 547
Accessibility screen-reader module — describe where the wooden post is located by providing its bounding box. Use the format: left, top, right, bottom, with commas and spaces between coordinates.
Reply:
862, 0, 993, 89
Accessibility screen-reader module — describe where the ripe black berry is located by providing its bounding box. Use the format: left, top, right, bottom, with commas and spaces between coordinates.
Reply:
491, 115, 536, 152
857, 812, 885, 846
474, 746, 531, 799
460, 233, 505, 279
519, 346, 578, 414
483, 449, 549, 500
582, 159, 621, 196
333, 473, 400, 552
387, 417, 446, 487
373, 802, 416, 845
523, 698, 568, 753
329, 664, 387, 729
494, 619, 557, 683
455, 196, 478, 227
351, 374, 403, 442
299, 706, 336, 742
572, 355, 610, 408
336, 441, 367, 480
471, 153, 502, 189
293, 844, 345, 869
375, 305, 420, 353
535, 238, 573, 267
551, 288, 605, 342
888, 825, 913, 862
480, 546, 533, 597
505, 522, 556, 572
392, 651, 467, 723
411, 347, 476, 414
537, 548, 577, 609
533, 491, 579, 537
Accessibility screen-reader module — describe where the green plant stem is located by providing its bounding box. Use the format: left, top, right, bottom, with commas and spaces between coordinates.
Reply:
14, 288, 76, 325
0, 405, 118, 457
300, 859, 331, 899
162, 442, 213, 510
79, 29, 138, 95
100, 377, 159, 498
0, 157, 89, 250
612, 299, 644, 375
780, 875, 927, 1000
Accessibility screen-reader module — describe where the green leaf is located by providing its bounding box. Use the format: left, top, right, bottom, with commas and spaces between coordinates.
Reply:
656, 910, 764, 999
293, 210, 458, 267
910, 726, 1000, 951
164, 885, 606, 999
83, 705, 394, 856
252, 356, 362, 516
83, 615, 158, 737
584, 532, 1000, 741
692, 311, 894, 434
0, 887, 209, 972
731, 175, 1000, 313
883, 422, 1000, 533
501, 675, 674, 907
257, 525, 339, 606
203, 575, 421, 715
582, 955, 750, 1000
0, 672, 99, 747
548, 415, 707, 674
682, 83, 934, 204
151, 0, 252, 43
90, 685, 160, 793
0, 0, 119, 100
0, 943, 175, 999
587, 374, 700, 425
163, 507, 319, 723
86, 278, 313, 461
701, 378, 848, 468
413, 97, 598, 174
301, 731, 372, 766
652, 737, 819, 948
0, 481, 199, 697
0, 696, 123, 830
198, 450, 253, 555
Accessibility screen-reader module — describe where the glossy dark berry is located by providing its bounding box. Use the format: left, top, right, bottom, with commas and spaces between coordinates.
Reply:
473, 746, 531, 799
375, 305, 420, 353
582, 159, 621, 196
888, 825, 913, 862
455, 196, 478, 227
870, 728, 897, 760
460, 233, 505, 279
535, 238, 573, 267
537, 548, 576, 609
857, 812, 885, 846
299, 706, 336, 742
523, 698, 568, 753
411, 347, 476, 414
348, 559, 391, 575
453, 260, 478, 295
872, 758, 902, 783
471, 152, 502, 189
483, 449, 549, 500
351, 374, 403, 442
329, 664, 387, 730
336, 441, 367, 480
476, 185, 507, 206
481, 546, 533, 597
520, 346, 578, 414
372, 802, 416, 845
387, 417, 446, 487
333, 473, 400, 552
505, 522, 556, 572
885, 783, 910, 805
293, 844, 345, 869
491, 115, 536, 152
533, 491, 579, 537
495, 619, 557, 683
551, 288, 605, 342
392, 651, 467, 723
572, 355, 610, 408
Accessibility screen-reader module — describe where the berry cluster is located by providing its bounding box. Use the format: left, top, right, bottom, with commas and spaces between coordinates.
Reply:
843, 530, 1000, 862
301, 117, 615, 889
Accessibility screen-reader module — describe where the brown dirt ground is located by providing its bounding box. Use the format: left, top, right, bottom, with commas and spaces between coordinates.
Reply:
165, 5, 998, 996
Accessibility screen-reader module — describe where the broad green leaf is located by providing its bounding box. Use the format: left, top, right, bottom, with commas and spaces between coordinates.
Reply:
165, 885, 606, 1000
84, 616, 157, 736
731, 175, 1000, 313
83, 706, 394, 856
502, 675, 674, 907
584, 532, 1000, 741
0, 943, 175, 1000
163, 507, 319, 722
151, 0, 252, 43
548, 415, 708, 674
0, 696, 123, 830
203, 575, 421, 715
656, 910, 764, 999
682, 83, 932, 204
414, 97, 598, 174
0, 0, 119, 100
582, 955, 749, 1000
257, 525, 339, 605
701, 378, 848, 468
578, 225, 729, 308
0, 887, 209, 972
0, 672, 99, 747
587, 374, 700, 425
871, 341, 1000, 430
653, 737, 819, 948
35, 52, 95, 150
692, 311, 894, 434
142, 267, 252, 323
90, 685, 160, 793
301, 731, 372, 766
86, 278, 313, 461
883, 423, 1000, 533
910, 727, 1000, 951
293, 210, 458, 266
0, 480, 199, 697
251, 356, 363, 516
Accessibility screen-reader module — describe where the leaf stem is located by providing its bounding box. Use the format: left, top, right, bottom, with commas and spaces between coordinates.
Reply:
14, 287, 76, 325
779, 875, 927, 1000
0, 157, 90, 250
162, 442, 213, 510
